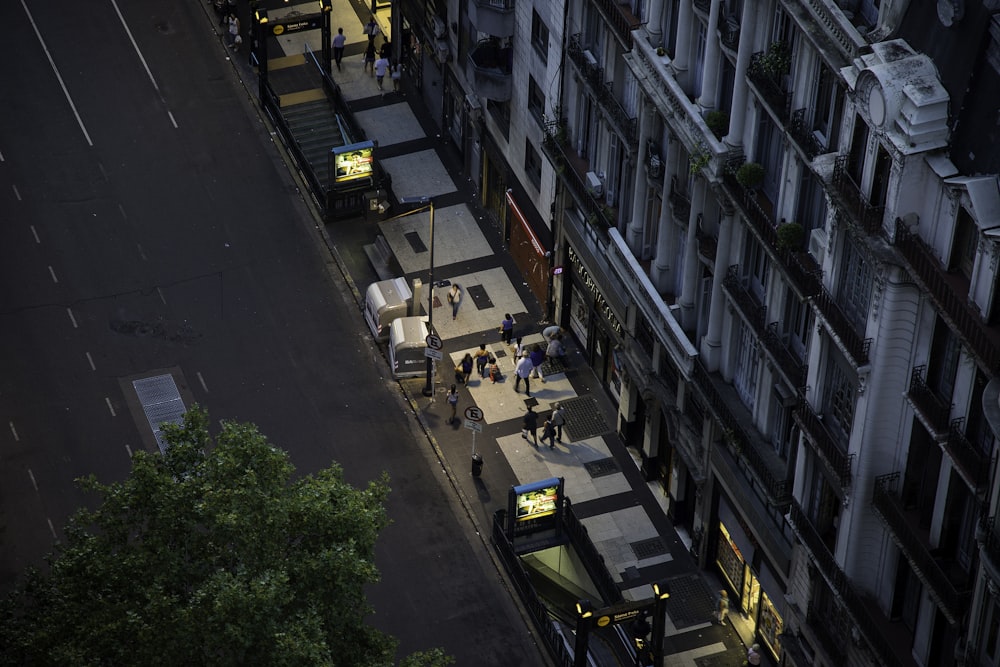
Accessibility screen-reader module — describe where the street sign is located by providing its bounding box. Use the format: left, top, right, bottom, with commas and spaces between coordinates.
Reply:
424, 347, 443, 361
464, 420, 483, 433
464, 406, 484, 422
425, 334, 443, 350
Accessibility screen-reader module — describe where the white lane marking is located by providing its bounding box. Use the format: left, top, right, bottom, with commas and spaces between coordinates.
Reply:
10, 421, 19, 441
125, 444, 133, 458
13, 184, 22, 201
109, 0, 160, 92
86, 351, 96, 371
197, 371, 209, 393
67, 308, 78, 328
30, 225, 40, 243
118, 203, 127, 221
48, 265, 58, 283
28, 468, 38, 492
19, 0, 93, 146
105, 397, 116, 417
137, 243, 147, 261
168, 110, 178, 128
47, 518, 57, 539
156, 287, 166, 304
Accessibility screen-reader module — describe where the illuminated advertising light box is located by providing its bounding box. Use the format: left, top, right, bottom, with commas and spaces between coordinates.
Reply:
507, 477, 564, 541
333, 141, 375, 184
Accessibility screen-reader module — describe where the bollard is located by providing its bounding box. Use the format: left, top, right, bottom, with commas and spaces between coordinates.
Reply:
471, 453, 484, 477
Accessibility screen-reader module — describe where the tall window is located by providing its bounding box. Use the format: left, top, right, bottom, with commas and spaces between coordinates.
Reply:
811, 63, 841, 151
927, 316, 960, 401
743, 234, 769, 302
524, 140, 541, 190
734, 321, 760, 411
952, 208, 978, 281
838, 234, 872, 334
527, 76, 545, 126
530, 10, 549, 65
796, 170, 827, 239
783, 288, 811, 361
824, 353, 856, 441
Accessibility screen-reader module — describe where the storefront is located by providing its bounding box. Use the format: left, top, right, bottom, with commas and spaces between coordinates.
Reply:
716, 496, 784, 661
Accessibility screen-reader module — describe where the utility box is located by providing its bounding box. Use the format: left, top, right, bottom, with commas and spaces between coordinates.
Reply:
365, 277, 417, 341
388, 316, 431, 379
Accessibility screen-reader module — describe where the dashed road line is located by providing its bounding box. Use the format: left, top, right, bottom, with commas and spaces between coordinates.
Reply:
105, 397, 116, 417
27, 468, 38, 492
66, 307, 78, 328
197, 371, 209, 393
10, 421, 19, 441
48, 265, 58, 283
30, 224, 40, 243
86, 351, 95, 371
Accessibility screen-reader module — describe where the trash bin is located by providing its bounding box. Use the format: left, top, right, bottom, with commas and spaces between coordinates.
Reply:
471, 453, 484, 477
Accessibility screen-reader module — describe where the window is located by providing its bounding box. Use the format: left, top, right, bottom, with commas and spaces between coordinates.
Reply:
824, 353, 856, 440
838, 235, 872, 334
847, 116, 868, 183
783, 289, 811, 361
527, 76, 545, 126
743, 234, 769, 302
757, 115, 783, 203
796, 170, 827, 238
733, 321, 760, 411
951, 208, 978, 281
524, 140, 541, 190
927, 316, 960, 401
530, 10, 549, 64
487, 99, 510, 139
811, 63, 841, 150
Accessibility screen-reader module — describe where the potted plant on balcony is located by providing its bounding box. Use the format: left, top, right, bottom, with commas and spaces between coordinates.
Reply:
705, 111, 729, 140
760, 41, 791, 79
689, 147, 711, 175
735, 161, 765, 190
777, 221, 805, 251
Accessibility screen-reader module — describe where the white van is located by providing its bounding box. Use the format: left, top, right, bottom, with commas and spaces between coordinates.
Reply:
364, 277, 415, 340
388, 316, 431, 379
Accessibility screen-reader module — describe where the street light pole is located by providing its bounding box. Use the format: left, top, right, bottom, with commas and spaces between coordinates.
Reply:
400, 196, 436, 396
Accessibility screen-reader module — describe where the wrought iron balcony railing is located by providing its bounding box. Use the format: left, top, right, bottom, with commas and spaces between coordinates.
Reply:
567, 35, 637, 147
787, 502, 906, 667
945, 418, 988, 491
832, 155, 885, 235
747, 51, 792, 123
893, 218, 1000, 373
763, 321, 808, 389
592, 0, 640, 48
906, 365, 952, 436
668, 175, 691, 222
542, 119, 612, 235
793, 396, 853, 487
812, 286, 872, 366
789, 108, 826, 160
720, 16, 740, 51
871, 473, 971, 625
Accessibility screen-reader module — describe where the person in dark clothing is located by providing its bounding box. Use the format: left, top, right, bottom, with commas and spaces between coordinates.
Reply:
521, 405, 539, 446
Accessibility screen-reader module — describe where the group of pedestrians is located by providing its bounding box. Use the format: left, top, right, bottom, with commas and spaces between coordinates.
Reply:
330, 16, 402, 95
521, 403, 567, 449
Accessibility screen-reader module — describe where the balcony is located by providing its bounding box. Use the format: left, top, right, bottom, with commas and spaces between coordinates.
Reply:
832, 155, 885, 235
668, 175, 691, 223
945, 419, 988, 493
567, 35, 637, 147
467, 39, 512, 102
978, 511, 1000, 589
893, 218, 1000, 373
542, 119, 612, 236
720, 15, 740, 51
787, 502, 909, 667
690, 360, 792, 505
793, 396, 853, 488
747, 50, 792, 123
812, 286, 872, 366
906, 365, 952, 437
789, 108, 826, 160
469, 0, 514, 38
722, 265, 766, 329
591, 0, 641, 49
763, 322, 808, 389
721, 173, 823, 300
871, 473, 972, 626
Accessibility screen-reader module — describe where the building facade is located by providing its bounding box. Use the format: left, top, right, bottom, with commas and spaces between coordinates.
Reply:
399, 0, 1000, 665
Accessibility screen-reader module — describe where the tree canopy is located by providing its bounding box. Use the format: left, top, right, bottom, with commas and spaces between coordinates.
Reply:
0, 407, 452, 667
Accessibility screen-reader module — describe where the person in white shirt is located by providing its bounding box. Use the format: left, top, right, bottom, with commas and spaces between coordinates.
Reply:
514, 351, 534, 396
331, 28, 346, 71
374, 55, 390, 91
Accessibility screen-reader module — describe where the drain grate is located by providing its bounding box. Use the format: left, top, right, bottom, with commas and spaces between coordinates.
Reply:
630, 537, 667, 560
465, 284, 494, 310
133, 374, 186, 455
583, 457, 620, 478
403, 231, 427, 253
557, 395, 612, 441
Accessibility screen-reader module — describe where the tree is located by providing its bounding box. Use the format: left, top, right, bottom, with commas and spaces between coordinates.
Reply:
0, 408, 452, 667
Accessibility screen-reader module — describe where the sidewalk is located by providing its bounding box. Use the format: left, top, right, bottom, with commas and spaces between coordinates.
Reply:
219, 2, 770, 665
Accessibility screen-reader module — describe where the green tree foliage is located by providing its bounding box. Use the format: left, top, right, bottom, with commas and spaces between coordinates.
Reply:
0, 408, 451, 667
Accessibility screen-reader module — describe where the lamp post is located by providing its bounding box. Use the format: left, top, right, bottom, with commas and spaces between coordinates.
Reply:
399, 195, 436, 396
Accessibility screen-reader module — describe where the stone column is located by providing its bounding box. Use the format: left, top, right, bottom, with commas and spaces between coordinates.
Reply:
679, 178, 706, 330
651, 138, 679, 292
724, 0, 757, 149
700, 205, 735, 369
628, 105, 655, 255
646, 0, 664, 49
672, 0, 694, 89
697, 0, 723, 111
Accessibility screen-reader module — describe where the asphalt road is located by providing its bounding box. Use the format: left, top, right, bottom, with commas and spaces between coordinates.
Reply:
0, 1, 543, 663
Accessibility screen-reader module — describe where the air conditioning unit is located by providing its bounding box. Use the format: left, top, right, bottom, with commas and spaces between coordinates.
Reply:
586, 171, 603, 196
432, 16, 447, 39
464, 93, 482, 120
808, 228, 827, 262
583, 49, 598, 67
605, 189, 616, 206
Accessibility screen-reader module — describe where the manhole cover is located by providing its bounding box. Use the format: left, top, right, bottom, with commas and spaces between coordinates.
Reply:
404, 231, 427, 253
630, 537, 667, 560
558, 396, 612, 441
584, 457, 620, 478
465, 284, 494, 310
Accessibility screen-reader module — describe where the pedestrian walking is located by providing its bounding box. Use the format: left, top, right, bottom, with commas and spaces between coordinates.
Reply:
488, 356, 502, 383
226, 13, 240, 48
475, 344, 490, 377
391, 61, 402, 91
521, 405, 539, 445
529, 344, 546, 382
550, 403, 567, 442
540, 419, 556, 448
459, 353, 474, 385
512, 336, 525, 358
514, 351, 533, 396
446, 384, 459, 424
499, 313, 515, 345
374, 53, 390, 91
747, 643, 762, 666
447, 283, 462, 319
332, 27, 346, 71
364, 41, 377, 75
364, 16, 380, 44
715, 590, 729, 625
